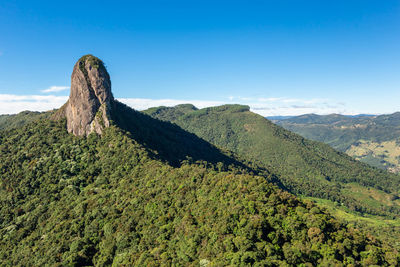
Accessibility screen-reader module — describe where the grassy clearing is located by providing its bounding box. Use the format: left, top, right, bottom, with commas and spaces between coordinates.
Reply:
346, 140, 400, 172
342, 183, 400, 207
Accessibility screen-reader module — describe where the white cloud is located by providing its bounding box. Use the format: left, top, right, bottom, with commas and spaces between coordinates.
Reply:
0, 95, 225, 115
118, 98, 225, 111
257, 97, 284, 102
119, 97, 360, 116
41, 86, 69, 93
0, 94, 68, 115
0, 94, 377, 117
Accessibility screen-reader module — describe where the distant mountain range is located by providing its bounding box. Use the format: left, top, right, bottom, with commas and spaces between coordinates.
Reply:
266, 114, 376, 121
274, 113, 400, 173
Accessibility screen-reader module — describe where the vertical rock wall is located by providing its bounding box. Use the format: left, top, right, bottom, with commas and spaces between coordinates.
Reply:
65, 55, 114, 136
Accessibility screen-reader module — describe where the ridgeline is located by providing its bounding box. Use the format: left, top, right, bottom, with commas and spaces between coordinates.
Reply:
0, 56, 398, 265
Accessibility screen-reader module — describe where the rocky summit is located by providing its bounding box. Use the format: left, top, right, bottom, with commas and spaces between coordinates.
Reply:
65, 55, 114, 136
1, 55, 399, 266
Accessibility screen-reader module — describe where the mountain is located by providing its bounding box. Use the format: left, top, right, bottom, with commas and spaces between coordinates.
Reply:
3, 117, 397, 266
3, 55, 398, 265
63, 54, 114, 136
268, 114, 376, 123
143, 105, 400, 217
275, 113, 400, 173
265, 116, 295, 121
0, 111, 50, 130
144, 105, 400, 249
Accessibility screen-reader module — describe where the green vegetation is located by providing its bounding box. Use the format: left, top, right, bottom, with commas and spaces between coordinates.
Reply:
79, 54, 105, 70
0, 111, 51, 130
144, 105, 400, 219
77, 54, 109, 92
2, 115, 398, 265
275, 113, 400, 172
144, 104, 198, 122
113, 101, 247, 168
304, 196, 400, 251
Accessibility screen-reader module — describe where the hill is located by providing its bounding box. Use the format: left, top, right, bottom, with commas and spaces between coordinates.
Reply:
3, 55, 399, 265
143, 105, 400, 220
0, 111, 50, 130
275, 113, 400, 173
3, 117, 399, 265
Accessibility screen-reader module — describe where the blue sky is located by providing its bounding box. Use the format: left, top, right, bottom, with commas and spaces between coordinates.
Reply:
0, 0, 399, 115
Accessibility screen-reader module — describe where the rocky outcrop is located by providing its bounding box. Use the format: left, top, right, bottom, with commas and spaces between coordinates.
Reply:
65, 55, 114, 136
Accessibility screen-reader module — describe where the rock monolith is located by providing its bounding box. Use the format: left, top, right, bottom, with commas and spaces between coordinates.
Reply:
65, 55, 114, 136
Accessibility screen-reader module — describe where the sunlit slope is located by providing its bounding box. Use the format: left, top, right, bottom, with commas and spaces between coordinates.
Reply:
276, 112, 400, 172
2, 116, 397, 265
144, 104, 400, 218
0, 111, 50, 130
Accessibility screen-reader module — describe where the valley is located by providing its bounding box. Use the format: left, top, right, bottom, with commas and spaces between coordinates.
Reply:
274, 113, 400, 173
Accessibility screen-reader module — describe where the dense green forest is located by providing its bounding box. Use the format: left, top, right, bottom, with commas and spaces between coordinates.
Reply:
2, 115, 398, 265
144, 104, 400, 220
275, 113, 400, 172
0, 111, 50, 130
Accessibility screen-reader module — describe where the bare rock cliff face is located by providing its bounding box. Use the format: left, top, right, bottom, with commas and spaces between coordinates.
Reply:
65, 55, 114, 136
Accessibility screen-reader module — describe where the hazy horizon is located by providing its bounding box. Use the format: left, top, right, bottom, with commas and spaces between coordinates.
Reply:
0, 96, 390, 118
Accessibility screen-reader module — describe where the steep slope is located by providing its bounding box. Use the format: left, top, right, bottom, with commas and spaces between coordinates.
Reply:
112, 101, 246, 168
0, 111, 51, 130
275, 113, 400, 173
1, 116, 398, 266
143, 105, 400, 219
65, 54, 114, 136
1, 55, 398, 265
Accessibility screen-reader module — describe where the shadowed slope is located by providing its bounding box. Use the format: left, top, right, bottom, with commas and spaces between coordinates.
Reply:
144, 104, 400, 218
113, 101, 255, 170
0, 116, 397, 266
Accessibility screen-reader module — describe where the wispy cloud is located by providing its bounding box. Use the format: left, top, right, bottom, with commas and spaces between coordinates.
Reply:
0, 94, 367, 116
0, 95, 225, 115
245, 99, 351, 116
41, 86, 69, 93
120, 97, 361, 116
0, 94, 68, 115
118, 98, 225, 111
221, 96, 353, 116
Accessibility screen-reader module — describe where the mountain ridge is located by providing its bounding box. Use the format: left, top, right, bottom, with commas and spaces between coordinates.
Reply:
144, 104, 400, 218
3, 117, 397, 265
275, 112, 400, 172
0, 56, 399, 265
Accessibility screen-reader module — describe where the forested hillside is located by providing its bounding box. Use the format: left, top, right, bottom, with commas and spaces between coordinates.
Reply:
2, 117, 397, 265
275, 113, 400, 173
144, 105, 400, 220
0, 111, 50, 130
1, 55, 399, 265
